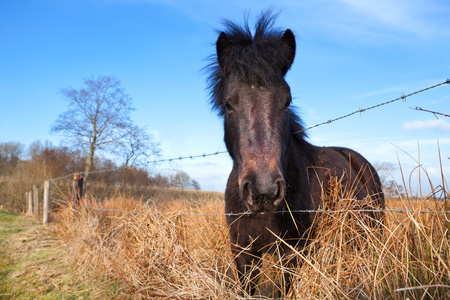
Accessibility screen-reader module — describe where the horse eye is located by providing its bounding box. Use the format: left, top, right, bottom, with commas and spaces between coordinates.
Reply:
285, 97, 292, 108
224, 101, 233, 112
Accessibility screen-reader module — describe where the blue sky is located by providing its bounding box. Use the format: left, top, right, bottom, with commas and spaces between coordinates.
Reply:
0, 0, 449, 194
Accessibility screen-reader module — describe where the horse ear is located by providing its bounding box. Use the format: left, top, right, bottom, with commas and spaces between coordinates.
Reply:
281, 29, 296, 75
216, 32, 230, 72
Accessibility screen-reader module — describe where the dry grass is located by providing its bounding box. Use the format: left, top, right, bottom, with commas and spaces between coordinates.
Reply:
55, 179, 450, 299
56, 193, 240, 299
287, 196, 449, 299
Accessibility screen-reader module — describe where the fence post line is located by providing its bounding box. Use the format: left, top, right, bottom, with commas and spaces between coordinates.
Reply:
43, 180, 50, 224
33, 185, 39, 220
27, 191, 33, 215
73, 173, 84, 206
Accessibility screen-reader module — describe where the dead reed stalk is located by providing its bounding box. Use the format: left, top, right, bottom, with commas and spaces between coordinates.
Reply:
55, 159, 449, 299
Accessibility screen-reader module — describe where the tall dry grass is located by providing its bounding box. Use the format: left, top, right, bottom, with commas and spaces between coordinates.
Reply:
56, 192, 241, 299
55, 176, 449, 299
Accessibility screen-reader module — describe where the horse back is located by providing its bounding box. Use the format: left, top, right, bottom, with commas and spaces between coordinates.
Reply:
308, 146, 385, 211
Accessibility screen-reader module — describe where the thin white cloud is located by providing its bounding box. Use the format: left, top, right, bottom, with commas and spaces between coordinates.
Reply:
350, 86, 406, 100
392, 137, 450, 147
403, 119, 450, 131
330, 0, 449, 39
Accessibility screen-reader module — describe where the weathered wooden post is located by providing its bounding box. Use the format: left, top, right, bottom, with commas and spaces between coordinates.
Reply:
43, 180, 50, 224
33, 185, 39, 220
72, 173, 83, 206
27, 191, 33, 215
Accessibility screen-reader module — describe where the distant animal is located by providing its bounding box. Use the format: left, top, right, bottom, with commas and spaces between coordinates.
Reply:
207, 11, 385, 295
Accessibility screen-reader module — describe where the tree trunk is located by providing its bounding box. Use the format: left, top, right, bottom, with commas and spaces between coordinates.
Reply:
72, 173, 84, 206
83, 141, 96, 192
121, 158, 130, 187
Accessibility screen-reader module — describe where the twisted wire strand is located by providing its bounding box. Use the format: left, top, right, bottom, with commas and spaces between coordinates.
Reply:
82, 206, 450, 217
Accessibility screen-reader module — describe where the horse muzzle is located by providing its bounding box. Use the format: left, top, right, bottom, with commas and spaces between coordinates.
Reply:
239, 168, 285, 214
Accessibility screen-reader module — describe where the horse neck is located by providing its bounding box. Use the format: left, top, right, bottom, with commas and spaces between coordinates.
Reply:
283, 119, 316, 197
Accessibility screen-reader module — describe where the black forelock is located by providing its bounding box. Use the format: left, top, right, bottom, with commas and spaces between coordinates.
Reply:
206, 11, 295, 116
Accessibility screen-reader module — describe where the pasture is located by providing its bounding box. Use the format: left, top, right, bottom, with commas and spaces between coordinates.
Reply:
53, 187, 449, 299
47, 12, 448, 299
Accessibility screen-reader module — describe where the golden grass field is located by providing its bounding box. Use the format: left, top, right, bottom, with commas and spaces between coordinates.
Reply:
53, 185, 450, 299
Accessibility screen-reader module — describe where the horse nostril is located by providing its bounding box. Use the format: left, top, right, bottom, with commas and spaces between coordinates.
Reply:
240, 180, 252, 202
274, 178, 285, 204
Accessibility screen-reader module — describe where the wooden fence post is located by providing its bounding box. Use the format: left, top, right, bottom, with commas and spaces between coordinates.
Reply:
33, 185, 39, 220
43, 180, 50, 224
27, 191, 33, 215
73, 173, 83, 206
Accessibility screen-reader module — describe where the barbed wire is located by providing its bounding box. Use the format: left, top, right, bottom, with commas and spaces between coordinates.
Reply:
84, 206, 139, 214
50, 197, 67, 204
292, 79, 450, 135
411, 106, 450, 118
47, 210, 64, 222
49, 166, 130, 182
151, 78, 450, 163
150, 151, 228, 164
48, 78, 449, 181
183, 209, 450, 217
82, 205, 450, 217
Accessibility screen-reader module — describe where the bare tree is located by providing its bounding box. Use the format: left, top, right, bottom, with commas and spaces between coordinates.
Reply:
169, 171, 200, 190
0, 142, 24, 176
114, 124, 161, 186
150, 174, 170, 188
170, 171, 192, 190
191, 179, 201, 191
51, 76, 134, 188
116, 124, 161, 168
373, 161, 404, 197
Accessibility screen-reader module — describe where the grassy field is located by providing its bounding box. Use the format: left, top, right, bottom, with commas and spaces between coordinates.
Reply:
0, 210, 94, 299
51, 189, 449, 299
2, 162, 448, 300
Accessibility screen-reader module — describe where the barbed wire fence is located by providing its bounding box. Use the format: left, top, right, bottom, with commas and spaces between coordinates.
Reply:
292, 79, 450, 135
81, 206, 450, 217
25, 79, 450, 224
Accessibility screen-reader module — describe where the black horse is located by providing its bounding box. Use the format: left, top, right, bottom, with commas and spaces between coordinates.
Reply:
207, 11, 385, 295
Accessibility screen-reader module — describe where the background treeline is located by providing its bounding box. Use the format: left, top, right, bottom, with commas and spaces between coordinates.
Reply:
0, 141, 200, 213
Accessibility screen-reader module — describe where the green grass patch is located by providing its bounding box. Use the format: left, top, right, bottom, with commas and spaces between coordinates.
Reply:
0, 210, 20, 299
0, 210, 94, 299
0, 210, 21, 240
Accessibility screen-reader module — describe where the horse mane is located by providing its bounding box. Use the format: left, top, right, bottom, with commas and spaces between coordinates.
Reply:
206, 10, 307, 139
